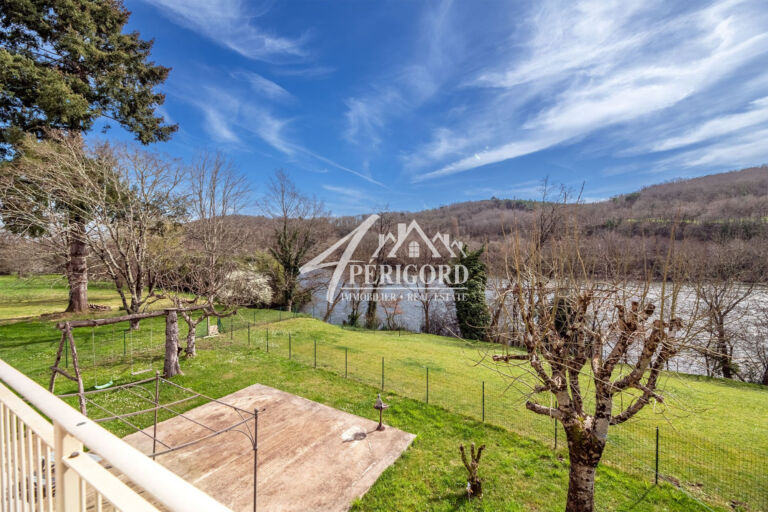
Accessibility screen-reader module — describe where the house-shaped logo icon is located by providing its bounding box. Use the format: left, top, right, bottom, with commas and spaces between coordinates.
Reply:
371, 220, 466, 261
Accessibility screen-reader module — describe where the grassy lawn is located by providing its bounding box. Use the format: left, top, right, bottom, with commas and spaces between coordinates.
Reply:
0, 275, 763, 510
0, 275, 128, 320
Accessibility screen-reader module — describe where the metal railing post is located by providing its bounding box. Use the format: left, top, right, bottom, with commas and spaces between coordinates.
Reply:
482, 381, 485, 422
253, 408, 259, 512
345, 347, 348, 378
54, 421, 83, 511
153, 371, 160, 457
426, 367, 429, 404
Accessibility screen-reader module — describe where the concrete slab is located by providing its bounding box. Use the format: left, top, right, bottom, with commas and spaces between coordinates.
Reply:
121, 384, 415, 512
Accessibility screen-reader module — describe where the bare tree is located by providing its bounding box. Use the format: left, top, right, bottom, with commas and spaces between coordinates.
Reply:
691, 240, 755, 379
487, 181, 573, 343
380, 295, 404, 330
745, 300, 768, 385
0, 132, 99, 312
363, 211, 393, 329
86, 145, 184, 328
344, 283, 364, 327
303, 269, 348, 322
260, 170, 326, 312
155, 153, 250, 356
490, 228, 701, 512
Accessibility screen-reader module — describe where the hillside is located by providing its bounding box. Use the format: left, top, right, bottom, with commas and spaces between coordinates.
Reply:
381, 166, 768, 243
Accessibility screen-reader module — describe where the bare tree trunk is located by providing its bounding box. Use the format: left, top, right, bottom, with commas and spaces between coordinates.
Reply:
365, 295, 378, 329
716, 321, 733, 379
185, 321, 197, 357
761, 366, 768, 386
65, 222, 88, 313
164, 309, 182, 377
565, 427, 604, 512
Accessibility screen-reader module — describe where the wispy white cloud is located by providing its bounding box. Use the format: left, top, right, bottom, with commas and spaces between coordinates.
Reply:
322, 185, 368, 198
651, 96, 768, 151
662, 126, 768, 169
183, 85, 384, 186
271, 65, 335, 78
233, 71, 294, 102
342, 0, 458, 150
140, 0, 306, 61
344, 93, 398, 147
407, 0, 768, 180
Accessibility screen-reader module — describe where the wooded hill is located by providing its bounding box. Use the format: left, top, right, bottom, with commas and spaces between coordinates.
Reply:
373, 166, 768, 243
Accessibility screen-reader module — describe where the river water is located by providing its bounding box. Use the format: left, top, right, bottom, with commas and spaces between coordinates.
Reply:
300, 279, 768, 379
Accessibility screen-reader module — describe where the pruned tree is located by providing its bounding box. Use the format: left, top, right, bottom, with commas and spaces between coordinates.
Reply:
1, 0, 176, 310
260, 170, 326, 312
459, 442, 485, 499
490, 227, 701, 512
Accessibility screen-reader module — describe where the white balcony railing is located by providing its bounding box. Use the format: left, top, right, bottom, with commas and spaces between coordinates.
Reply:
0, 359, 232, 512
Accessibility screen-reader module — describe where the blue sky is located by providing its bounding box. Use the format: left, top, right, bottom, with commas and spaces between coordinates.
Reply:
103, 0, 768, 214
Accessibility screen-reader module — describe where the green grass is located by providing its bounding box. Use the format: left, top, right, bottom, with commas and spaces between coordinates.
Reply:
0, 275, 763, 510
0, 274, 127, 320
222, 319, 766, 510
0, 274, 182, 321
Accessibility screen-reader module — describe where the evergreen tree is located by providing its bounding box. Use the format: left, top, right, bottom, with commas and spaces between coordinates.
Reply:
451, 247, 491, 340
0, 0, 176, 311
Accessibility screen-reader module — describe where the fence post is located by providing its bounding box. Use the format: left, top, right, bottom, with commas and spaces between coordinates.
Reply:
381, 357, 384, 391
554, 419, 558, 450
655, 426, 660, 485
266, 328, 269, 346
426, 367, 429, 404
345, 347, 348, 378
289, 333, 292, 360
248, 323, 251, 346
482, 381, 485, 422
65, 337, 69, 367
314, 339, 317, 368
253, 310, 256, 323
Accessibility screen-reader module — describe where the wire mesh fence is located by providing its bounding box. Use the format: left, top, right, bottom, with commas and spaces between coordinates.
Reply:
215, 315, 766, 511
47, 308, 766, 510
